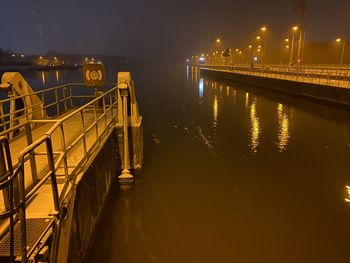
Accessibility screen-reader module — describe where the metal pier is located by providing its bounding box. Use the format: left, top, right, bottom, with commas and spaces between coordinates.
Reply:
0, 70, 127, 262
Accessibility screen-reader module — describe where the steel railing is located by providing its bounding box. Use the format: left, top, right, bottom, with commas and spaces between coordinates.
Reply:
0, 135, 61, 262
0, 83, 119, 262
0, 83, 116, 139
201, 64, 350, 88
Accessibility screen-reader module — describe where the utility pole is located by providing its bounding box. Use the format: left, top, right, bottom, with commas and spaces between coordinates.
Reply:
283, 0, 307, 66
296, 0, 306, 65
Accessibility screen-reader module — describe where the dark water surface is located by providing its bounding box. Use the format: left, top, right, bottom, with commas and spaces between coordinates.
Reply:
22, 65, 350, 262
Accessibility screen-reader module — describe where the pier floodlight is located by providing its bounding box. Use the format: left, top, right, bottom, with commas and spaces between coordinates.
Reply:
256, 36, 261, 40
336, 38, 342, 43
261, 26, 267, 31
216, 38, 221, 43
293, 26, 299, 31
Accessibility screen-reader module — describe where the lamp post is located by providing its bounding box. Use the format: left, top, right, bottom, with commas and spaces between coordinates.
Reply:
289, 26, 299, 66
285, 45, 290, 64
260, 27, 267, 65
336, 38, 346, 66
212, 38, 222, 65
248, 45, 253, 69
232, 48, 239, 65
296, 0, 306, 67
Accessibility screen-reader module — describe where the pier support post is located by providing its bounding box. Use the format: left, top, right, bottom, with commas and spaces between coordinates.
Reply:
118, 84, 133, 181
116, 72, 143, 181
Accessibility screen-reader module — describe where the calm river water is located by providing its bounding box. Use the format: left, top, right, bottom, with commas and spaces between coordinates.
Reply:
22, 64, 350, 262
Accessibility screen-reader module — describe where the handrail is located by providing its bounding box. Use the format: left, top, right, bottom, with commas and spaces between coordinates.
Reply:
45, 85, 117, 136
0, 136, 15, 261
0, 136, 60, 262
0, 82, 116, 139
0, 82, 116, 104
0, 83, 82, 104
0, 82, 119, 261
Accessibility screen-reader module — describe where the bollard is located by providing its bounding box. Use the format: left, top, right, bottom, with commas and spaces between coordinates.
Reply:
118, 83, 133, 180
116, 72, 143, 181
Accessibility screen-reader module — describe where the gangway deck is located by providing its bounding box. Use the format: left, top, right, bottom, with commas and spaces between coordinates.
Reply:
0, 77, 119, 261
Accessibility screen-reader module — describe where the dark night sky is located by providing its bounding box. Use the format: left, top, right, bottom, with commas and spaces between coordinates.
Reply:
1, 0, 349, 61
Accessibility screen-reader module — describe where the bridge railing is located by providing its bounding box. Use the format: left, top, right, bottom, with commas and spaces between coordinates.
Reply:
0, 84, 119, 261
202, 65, 350, 88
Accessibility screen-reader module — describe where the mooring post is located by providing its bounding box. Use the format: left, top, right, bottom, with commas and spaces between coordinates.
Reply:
118, 83, 133, 180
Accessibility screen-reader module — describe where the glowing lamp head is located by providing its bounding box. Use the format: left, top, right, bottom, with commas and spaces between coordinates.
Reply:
293, 26, 299, 31
336, 38, 342, 43
216, 38, 221, 43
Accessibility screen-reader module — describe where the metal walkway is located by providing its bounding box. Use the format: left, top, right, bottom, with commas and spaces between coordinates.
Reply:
0, 78, 119, 261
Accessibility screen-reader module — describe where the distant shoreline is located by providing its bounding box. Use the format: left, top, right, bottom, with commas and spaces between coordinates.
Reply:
0, 64, 82, 73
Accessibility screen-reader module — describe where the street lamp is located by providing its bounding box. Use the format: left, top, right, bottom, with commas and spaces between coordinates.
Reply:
232, 48, 242, 64
289, 26, 299, 66
212, 38, 222, 65
248, 45, 253, 67
336, 38, 346, 66
259, 26, 268, 65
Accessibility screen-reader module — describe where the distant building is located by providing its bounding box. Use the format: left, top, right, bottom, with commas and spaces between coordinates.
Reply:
36, 56, 50, 66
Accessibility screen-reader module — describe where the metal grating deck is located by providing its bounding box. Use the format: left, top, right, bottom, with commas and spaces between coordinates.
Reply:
0, 218, 53, 258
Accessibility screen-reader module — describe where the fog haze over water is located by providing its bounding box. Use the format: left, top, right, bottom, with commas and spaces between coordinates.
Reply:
1, 0, 350, 61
